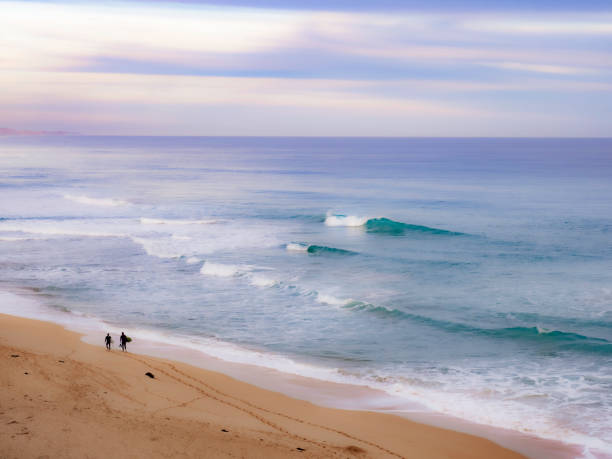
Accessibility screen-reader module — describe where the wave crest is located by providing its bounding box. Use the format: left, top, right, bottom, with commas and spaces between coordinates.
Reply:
286, 242, 356, 256
324, 214, 369, 227
339, 302, 612, 355
324, 213, 461, 235
286, 242, 309, 252
316, 293, 352, 306
64, 194, 129, 207
365, 218, 462, 236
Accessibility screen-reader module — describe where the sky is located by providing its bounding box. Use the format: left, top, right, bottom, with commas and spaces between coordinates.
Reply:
1, 0, 611, 136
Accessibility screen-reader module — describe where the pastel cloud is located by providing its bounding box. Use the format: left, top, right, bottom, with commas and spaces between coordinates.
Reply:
481, 62, 602, 76
4, 3, 611, 75
463, 17, 612, 35
0, 71, 479, 116
0, 1, 611, 136
1, 2, 304, 71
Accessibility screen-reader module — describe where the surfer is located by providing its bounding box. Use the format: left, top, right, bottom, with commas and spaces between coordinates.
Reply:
105, 333, 112, 350
119, 332, 128, 352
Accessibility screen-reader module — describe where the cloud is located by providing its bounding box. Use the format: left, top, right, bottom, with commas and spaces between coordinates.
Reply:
481, 62, 601, 76
115, 0, 612, 12
0, 1, 305, 71
1, 1, 611, 136
4, 3, 612, 76
0, 71, 479, 116
463, 17, 612, 35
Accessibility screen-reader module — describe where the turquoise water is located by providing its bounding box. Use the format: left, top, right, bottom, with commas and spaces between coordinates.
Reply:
1, 137, 611, 455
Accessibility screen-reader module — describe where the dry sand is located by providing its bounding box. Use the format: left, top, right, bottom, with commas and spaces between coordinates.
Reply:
0, 313, 528, 458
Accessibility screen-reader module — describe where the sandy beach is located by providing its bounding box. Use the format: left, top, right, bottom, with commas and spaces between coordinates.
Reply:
0, 313, 532, 459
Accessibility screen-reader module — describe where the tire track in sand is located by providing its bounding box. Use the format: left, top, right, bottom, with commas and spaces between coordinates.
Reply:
122, 353, 404, 458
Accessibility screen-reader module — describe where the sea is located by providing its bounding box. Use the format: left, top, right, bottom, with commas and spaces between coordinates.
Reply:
1, 136, 611, 456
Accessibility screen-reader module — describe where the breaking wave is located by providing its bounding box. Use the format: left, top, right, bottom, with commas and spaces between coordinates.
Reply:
285, 242, 356, 256
339, 301, 612, 355
324, 214, 369, 227
199, 262, 278, 288
286, 242, 309, 252
324, 214, 461, 236
365, 218, 463, 236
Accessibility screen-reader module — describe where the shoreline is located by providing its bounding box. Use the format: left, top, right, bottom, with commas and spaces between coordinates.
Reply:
0, 286, 588, 457
81, 328, 579, 459
0, 310, 580, 459
1, 312, 529, 459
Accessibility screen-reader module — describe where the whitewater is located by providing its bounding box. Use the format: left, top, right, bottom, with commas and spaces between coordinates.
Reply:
1, 136, 611, 457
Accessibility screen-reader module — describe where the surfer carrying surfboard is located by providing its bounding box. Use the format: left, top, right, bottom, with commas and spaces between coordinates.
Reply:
120, 332, 128, 352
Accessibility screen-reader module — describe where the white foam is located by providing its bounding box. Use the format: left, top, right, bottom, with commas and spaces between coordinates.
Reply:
249, 275, 278, 288
316, 293, 352, 306
0, 219, 131, 239
133, 220, 282, 260
200, 262, 243, 277
324, 213, 369, 227
140, 218, 218, 225
374, 372, 612, 457
185, 256, 201, 265
0, 217, 282, 262
122, 326, 343, 384
286, 242, 309, 252
64, 194, 129, 207
0, 224, 125, 238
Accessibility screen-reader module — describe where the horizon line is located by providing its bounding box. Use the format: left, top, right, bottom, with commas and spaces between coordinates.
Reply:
2, 133, 611, 140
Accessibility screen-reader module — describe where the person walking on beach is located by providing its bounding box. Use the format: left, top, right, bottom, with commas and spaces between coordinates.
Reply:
105, 333, 112, 350
119, 332, 128, 352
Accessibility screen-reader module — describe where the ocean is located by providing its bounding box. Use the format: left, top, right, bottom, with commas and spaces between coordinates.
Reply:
1, 136, 611, 456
